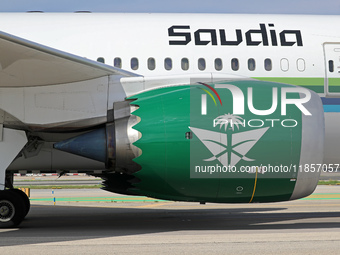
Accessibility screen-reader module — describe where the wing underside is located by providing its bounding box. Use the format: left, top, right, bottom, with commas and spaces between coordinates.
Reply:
0, 30, 138, 87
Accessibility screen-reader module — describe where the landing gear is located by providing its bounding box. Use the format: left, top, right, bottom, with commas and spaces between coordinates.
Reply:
0, 128, 29, 228
0, 189, 29, 228
9, 189, 30, 217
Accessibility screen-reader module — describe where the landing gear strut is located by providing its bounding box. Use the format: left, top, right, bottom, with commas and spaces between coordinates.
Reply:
0, 189, 30, 227
0, 128, 29, 228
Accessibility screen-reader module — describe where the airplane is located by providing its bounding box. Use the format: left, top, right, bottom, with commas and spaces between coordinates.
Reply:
0, 12, 338, 227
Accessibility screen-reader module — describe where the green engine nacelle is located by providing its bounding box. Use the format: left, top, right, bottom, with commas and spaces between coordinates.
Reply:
128, 80, 324, 203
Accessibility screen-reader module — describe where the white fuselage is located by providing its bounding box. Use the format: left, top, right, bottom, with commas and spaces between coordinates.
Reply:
0, 13, 338, 82
0, 13, 340, 166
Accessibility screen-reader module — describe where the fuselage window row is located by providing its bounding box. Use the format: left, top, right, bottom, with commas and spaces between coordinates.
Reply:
108, 57, 305, 73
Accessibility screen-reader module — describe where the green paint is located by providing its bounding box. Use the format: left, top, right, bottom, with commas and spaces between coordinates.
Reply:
303, 86, 324, 93
254, 77, 325, 93
199, 88, 217, 105
128, 80, 302, 203
327, 78, 340, 92
328, 78, 340, 86
255, 77, 340, 93
255, 77, 324, 86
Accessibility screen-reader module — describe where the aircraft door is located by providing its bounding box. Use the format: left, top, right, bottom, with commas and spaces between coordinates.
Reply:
324, 43, 340, 95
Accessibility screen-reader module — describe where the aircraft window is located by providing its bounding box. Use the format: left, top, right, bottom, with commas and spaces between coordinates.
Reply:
297, 58, 305, 72
114, 58, 122, 68
329, 60, 334, 73
248, 58, 256, 71
231, 58, 239, 71
264, 58, 272, 71
280, 58, 289, 72
148, 58, 156, 70
131, 58, 139, 70
97, 57, 105, 63
215, 58, 223, 71
198, 58, 206, 71
165, 58, 172, 70
181, 58, 189, 71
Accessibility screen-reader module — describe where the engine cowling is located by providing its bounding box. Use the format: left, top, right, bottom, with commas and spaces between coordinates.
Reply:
55, 79, 324, 203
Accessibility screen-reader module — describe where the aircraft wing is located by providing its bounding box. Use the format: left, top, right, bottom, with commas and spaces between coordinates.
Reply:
0, 30, 138, 87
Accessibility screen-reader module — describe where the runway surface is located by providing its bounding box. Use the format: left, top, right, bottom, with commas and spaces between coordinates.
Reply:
12, 171, 340, 187
13, 175, 102, 186
1, 186, 340, 254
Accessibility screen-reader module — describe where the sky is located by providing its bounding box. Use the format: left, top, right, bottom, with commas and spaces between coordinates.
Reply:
0, 0, 339, 15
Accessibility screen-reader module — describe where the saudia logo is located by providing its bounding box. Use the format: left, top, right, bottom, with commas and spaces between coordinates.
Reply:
190, 115, 268, 167
189, 83, 311, 168
168, 24, 303, 46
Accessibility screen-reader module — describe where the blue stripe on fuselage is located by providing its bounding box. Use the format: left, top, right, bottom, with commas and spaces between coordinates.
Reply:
321, 97, 340, 105
323, 105, 340, 112
321, 98, 340, 112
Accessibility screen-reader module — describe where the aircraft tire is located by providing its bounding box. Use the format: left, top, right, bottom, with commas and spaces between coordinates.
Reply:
9, 189, 30, 217
0, 190, 26, 228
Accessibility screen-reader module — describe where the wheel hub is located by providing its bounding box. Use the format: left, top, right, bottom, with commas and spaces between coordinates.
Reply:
0, 200, 15, 222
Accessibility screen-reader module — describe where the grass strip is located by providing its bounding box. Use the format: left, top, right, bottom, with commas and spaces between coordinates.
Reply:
318, 180, 340, 185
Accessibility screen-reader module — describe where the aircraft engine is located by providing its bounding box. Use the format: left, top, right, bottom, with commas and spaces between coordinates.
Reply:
54, 80, 324, 203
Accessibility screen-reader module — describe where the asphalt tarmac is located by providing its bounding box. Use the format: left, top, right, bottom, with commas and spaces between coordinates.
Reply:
1, 186, 340, 254
13, 175, 102, 186
12, 171, 340, 187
